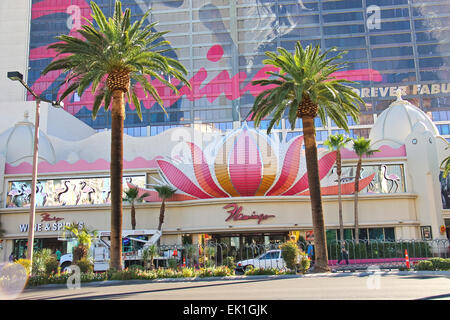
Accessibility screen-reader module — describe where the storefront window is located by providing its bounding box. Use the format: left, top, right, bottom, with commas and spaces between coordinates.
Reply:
384, 228, 395, 241
358, 228, 368, 240
369, 228, 385, 241
327, 228, 396, 242
6, 175, 145, 208
326, 230, 337, 244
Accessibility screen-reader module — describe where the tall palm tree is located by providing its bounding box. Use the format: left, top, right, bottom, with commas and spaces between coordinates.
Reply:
249, 41, 363, 273
352, 137, 379, 243
154, 185, 177, 232
324, 134, 351, 242
42, 1, 190, 270
123, 187, 149, 230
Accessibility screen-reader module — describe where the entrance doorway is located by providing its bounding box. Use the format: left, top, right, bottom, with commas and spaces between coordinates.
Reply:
12, 238, 64, 260
211, 232, 289, 261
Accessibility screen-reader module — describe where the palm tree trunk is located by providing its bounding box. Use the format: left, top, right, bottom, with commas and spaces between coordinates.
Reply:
337, 151, 344, 242
110, 90, 124, 271
354, 158, 362, 244
157, 199, 166, 247
158, 199, 166, 231
131, 202, 136, 230
302, 116, 330, 273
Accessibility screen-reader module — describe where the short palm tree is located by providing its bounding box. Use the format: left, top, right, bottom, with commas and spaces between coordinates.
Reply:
142, 244, 158, 270
154, 185, 177, 232
324, 134, 352, 242
64, 223, 98, 263
249, 41, 363, 273
352, 137, 379, 243
123, 187, 149, 230
42, 1, 190, 271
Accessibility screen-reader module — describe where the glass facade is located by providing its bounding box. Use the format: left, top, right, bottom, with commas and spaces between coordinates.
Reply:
28, 0, 450, 142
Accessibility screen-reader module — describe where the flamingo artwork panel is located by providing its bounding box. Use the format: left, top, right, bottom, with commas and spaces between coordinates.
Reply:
5, 176, 146, 208
321, 164, 406, 194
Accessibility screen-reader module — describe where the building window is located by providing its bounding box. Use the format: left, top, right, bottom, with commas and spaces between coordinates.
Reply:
328, 227, 396, 242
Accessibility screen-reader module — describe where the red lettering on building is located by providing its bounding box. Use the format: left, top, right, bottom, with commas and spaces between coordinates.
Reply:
40, 213, 64, 223
224, 203, 275, 224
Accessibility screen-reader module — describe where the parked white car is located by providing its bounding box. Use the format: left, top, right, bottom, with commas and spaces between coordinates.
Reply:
236, 250, 286, 272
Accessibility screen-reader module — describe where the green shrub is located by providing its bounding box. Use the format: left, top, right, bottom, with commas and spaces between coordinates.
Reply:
181, 267, 195, 278
205, 259, 216, 268
414, 260, 434, 271
298, 252, 310, 274
27, 271, 107, 287
163, 268, 177, 278
76, 257, 93, 274
413, 258, 450, 271
280, 241, 300, 270
245, 267, 282, 276
44, 256, 59, 275
32, 249, 52, 275
128, 264, 145, 271
327, 241, 432, 260
225, 256, 236, 270
213, 266, 233, 277
198, 268, 214, 278
167, 258, 178, 269
429, 258, 450, 271
110, 268, 139, 280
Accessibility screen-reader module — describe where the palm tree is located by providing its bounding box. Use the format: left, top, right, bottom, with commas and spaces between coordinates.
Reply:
324, 134, 352, 242
142, 244, 158, 270
249, 41, 363, 273
123, 187, 149, 230
154, 185, 177, 232
352, 137, 379, 243
42, 1, 190, 270
64, 223, 98, 263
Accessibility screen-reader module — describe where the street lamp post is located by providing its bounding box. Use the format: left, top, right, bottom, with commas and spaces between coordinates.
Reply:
7, 71, 63, 263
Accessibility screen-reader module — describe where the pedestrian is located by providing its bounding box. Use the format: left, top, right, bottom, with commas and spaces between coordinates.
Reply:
306, 241, 315, 264
337, 241, 349, 265
8, 252, 14, 263
55, 248, 62, 265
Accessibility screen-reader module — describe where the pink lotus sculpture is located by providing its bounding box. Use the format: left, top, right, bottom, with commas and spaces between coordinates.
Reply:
131, 125, 374, 202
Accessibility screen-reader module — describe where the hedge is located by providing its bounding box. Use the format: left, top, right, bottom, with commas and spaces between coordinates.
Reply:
327, 241, 432, 260
414, 258, 450, 271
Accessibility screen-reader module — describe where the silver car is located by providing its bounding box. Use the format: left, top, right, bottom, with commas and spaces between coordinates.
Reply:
236, 250, 286, 272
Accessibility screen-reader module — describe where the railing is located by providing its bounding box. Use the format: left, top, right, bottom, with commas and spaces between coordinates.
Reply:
327, 239, 450, 270
124, 239, 450, 271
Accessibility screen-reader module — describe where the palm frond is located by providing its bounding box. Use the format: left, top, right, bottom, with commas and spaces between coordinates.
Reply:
41, 0, 190, 121
250, 41, 364, 134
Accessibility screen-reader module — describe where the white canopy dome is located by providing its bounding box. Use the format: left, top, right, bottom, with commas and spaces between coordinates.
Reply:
369, 92, 439, 147
2, 113, 56, 165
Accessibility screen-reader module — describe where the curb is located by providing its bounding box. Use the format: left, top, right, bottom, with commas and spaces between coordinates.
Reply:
23, 270, 450, 290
